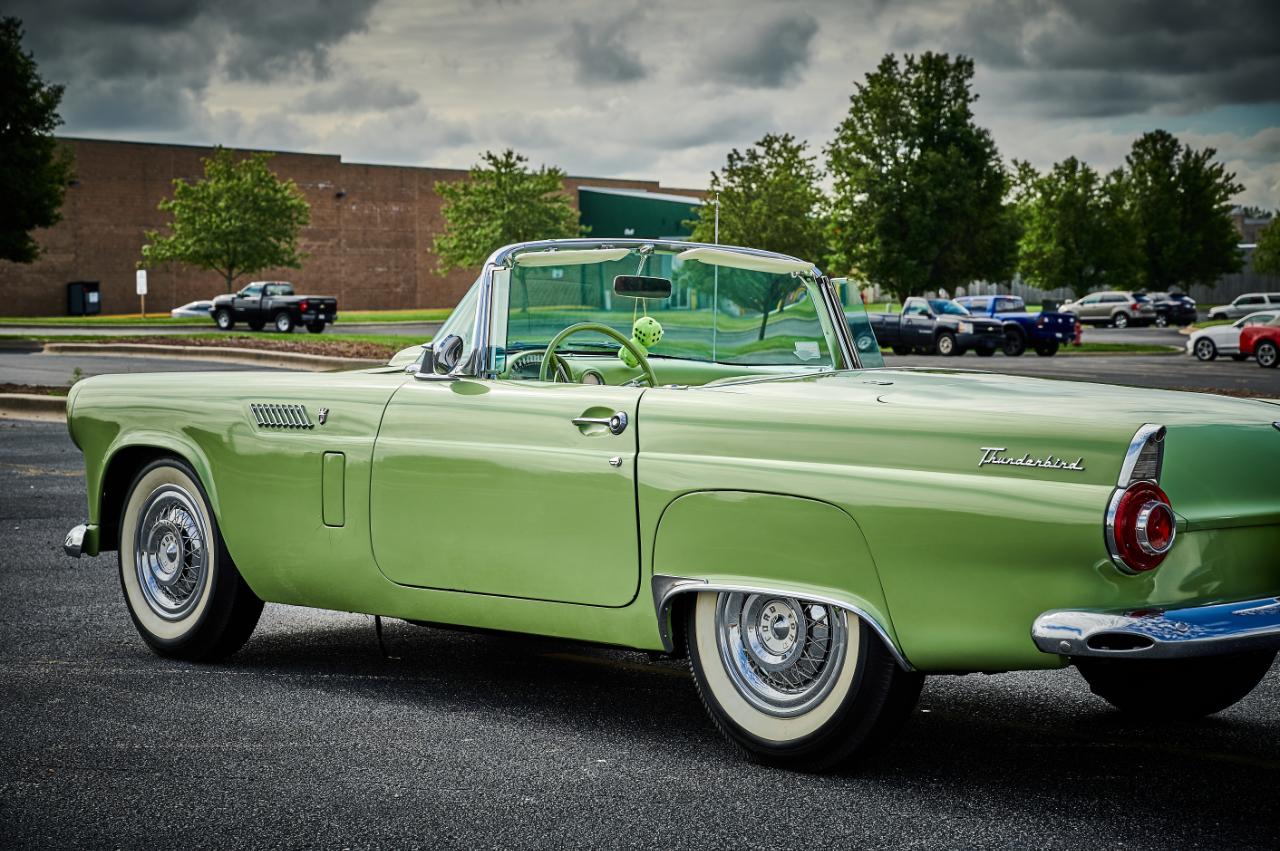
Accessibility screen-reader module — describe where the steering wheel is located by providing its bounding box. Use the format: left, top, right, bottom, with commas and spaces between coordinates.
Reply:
501, 349, 572, 382
539, 322, 658, 387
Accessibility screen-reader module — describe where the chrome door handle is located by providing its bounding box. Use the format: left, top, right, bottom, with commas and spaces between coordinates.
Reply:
572, 411, 628, 435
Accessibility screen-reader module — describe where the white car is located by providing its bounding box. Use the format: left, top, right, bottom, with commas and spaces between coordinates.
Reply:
1186, 310, 1279, 361
170, 300, 214, 320
1206, 293, 1280, 321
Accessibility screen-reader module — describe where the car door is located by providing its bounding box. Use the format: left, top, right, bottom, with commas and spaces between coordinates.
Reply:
901, 298, 933, 346
234, 284, 263, 320
1233, 296, 1265, 318
1075, 294, 1100, 320
368, 378, 645, 607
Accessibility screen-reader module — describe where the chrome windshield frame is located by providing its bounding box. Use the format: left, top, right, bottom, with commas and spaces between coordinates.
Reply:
458, 238, 859, 378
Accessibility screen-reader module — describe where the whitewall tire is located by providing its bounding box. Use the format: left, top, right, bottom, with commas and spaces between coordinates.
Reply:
119, 459, 262, 661
686, 591, 923, 771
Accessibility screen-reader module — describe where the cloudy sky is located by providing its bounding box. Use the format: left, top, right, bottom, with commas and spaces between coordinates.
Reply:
14, 0, 1280, 207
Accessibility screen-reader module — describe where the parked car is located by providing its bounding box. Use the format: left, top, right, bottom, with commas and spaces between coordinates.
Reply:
1240, 314, 1280, 368
1208, 293, 1280, 321
1143, 291, 1198, 327
1059, 291, 1157, 328
210, 281, 338, 333
1186, 310, 1278, 361
170, 300, 214, 320
868, 297, 1005, 356
62, 239, 1280, 773
954, 294, 1075, 356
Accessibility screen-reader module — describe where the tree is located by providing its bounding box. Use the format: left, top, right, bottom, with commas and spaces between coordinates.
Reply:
141, 148, 311, 292
826, 52, 1017, 303
686, 133, 827, 339
1253, 218, 1280, 278
0, 17, 73, 264
434, 149, 582, 273
1124, 129, 1244, 291
1014, 157, 1138, 298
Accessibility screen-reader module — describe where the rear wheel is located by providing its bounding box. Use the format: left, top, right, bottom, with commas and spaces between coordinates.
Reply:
214, 309, 234, 331
1077, 651, 1275, 719
306, 322, 326, 334
1194, 337, 1217, 361
1257, 340, 1279, 368
273, 311, 294, 333
118, 459, 263, 661
1002, 327, 1027, 357
686, 591, 923, 771
935, 331, 958, 357
1034, 340, 1060, 357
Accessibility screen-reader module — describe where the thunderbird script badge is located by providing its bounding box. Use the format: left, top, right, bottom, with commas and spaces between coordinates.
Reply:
979, 446, 1085, 472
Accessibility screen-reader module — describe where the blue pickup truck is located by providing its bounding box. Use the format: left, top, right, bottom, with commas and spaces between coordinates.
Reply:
954, 294, 1076, 357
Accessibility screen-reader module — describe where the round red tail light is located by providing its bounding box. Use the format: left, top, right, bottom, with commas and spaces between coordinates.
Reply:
1107, 481, 1176, 573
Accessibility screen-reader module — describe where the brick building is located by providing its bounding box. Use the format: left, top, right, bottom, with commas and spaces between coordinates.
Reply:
0, 138, 704, 316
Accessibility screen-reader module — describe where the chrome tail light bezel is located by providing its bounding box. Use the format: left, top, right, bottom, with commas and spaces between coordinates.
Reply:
1105, 424, 1175, 574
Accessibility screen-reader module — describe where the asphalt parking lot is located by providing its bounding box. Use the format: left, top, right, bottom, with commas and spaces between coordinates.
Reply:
2, 418, 1278, 849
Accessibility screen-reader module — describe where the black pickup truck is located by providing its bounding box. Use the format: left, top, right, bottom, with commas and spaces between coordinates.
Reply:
867, 297, 1005, 356
210, 281, 338, 333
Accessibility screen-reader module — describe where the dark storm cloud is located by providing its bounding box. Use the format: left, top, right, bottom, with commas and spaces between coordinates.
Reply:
9, 0, 382, 131
560, 19, 648, 84
893, 0, 1280, 116
696, 13, 819, 88
297, 77, 420, 114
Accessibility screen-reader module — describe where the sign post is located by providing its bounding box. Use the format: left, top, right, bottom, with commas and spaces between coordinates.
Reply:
136, 270, 148, 318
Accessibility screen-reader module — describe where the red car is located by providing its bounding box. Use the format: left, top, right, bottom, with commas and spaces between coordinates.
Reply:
1239, 315, 1280, 368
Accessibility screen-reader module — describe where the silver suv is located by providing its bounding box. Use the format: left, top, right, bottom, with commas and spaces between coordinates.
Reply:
1207, 293, 1280, 321
1059, 291, 1158, 328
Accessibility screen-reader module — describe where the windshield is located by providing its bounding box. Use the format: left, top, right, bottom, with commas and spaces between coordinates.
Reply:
491, 248, 840, 370
929, 299, 970, 316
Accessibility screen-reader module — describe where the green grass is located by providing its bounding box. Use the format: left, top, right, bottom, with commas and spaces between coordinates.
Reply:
1188, 319, 1233, 329
1062, 343, 1179, 354
0, 308, 453, 326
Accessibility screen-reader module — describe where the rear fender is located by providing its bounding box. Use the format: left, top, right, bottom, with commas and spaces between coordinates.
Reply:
649, 490, 908, 667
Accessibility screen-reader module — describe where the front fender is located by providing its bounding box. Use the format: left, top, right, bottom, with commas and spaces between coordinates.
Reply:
649, 490, 907, 666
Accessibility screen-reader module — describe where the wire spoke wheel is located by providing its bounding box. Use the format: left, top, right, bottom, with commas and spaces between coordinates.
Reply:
134, 484, 209, 621
714, 592, 848, 718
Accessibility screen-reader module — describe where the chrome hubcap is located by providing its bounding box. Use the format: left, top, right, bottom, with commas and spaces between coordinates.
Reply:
715, 593, 848, 717
134, 484, 208, 620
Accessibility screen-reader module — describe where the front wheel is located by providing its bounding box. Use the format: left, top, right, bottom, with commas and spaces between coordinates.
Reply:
935, 331, 958, 356
1112, 312, 1130, 328
273, 311, 295, 333
1077, 651, 1275, 719
214, 309, 234, 331
1154, 314, 1169, 328
686, 592, 923, 771
1003, 328, 1027, 357
1194, 338, 1217, 361
1257, 340, 1279, 368
118, 459, 263, 661
306, 322, 326, 334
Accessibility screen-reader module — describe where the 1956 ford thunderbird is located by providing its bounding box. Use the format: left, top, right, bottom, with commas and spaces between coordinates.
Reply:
64, 239, 1280, 771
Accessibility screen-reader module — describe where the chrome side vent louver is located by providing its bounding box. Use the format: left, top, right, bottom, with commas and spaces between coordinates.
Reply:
250, 403, 314, 430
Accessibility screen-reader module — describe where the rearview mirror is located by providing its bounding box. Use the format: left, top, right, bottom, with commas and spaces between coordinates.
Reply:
613, 275, 672, 300
416, 334, 464, 380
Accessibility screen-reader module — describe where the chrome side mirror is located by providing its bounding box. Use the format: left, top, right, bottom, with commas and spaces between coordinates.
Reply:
416, 334, 464, 381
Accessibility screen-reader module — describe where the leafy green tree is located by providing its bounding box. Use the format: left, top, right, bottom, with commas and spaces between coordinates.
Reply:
685, 133, 827, 339
0, 17, 73, 263
826, 52, 1017, 302
1124, 130, 1244, 290
141, 148, 311, 291
1253, 218, 1280, 277
1014, 157, 1138, 298
434, 149, 582, 273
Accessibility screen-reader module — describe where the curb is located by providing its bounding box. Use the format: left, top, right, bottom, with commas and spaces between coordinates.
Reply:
0, 393, 67, 420
41, 343, 383, 371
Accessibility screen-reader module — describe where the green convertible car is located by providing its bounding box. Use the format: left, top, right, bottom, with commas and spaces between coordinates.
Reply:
64, 239, 1280, 771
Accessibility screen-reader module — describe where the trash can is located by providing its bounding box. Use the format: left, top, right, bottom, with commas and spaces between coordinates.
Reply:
67, 281, 101, 316
1041, 298, 1061, 312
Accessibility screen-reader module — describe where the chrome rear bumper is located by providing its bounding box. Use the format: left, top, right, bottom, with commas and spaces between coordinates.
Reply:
64, 524, 88, 558
1033, 597, 1280, 659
